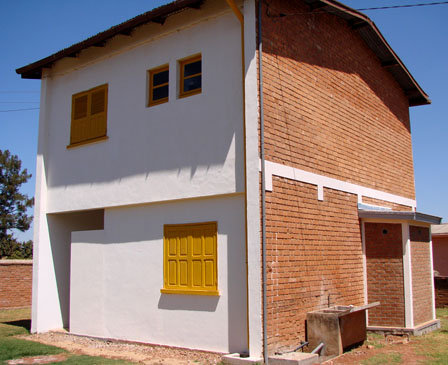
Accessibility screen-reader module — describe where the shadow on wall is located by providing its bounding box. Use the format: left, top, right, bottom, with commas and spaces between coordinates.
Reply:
51, 196, 247, 353
48, 209, 104, 328
158, 295, 219, 311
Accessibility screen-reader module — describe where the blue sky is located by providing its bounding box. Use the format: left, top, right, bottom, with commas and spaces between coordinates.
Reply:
1, 0, 447, 242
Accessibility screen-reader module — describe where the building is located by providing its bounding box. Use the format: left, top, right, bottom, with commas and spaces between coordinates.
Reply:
432, 223, 448, 277
16, 0, 441, 360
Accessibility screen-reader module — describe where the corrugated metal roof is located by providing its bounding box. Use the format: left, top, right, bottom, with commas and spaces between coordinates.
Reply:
16, 0, 430, 106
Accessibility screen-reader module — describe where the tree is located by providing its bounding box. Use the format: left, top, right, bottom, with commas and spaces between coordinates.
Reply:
0, 149, 34, 259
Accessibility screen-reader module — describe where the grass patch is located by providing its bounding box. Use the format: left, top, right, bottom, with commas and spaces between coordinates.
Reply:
0, 337, 65, 362
413, 308, 448, 364
365, 332, 385, 349
361, 352, 402, 365
0, 308, 134, 364
59, 355, 134, 364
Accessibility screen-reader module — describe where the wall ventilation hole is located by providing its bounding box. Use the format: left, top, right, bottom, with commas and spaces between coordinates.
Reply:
382, 229, 388, 235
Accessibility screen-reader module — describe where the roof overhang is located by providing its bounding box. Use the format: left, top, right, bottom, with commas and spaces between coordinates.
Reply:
431, 223, 448, 236
302, 0, 430, 106
16, 0, 430, 106
359, 210, 442, 225
15, 0, 204, 79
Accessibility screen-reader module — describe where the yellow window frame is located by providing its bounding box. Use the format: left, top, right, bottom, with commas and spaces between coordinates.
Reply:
179, 55, 202, 98
148, 65, 169, 107
162, 221, 219, 296
68, 84, 108, 148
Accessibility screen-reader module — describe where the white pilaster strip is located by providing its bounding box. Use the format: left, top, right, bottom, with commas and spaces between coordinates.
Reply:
429, 225, 436, 320
361, 221, 369, 324
317, 185, 324, 201
402, 222, 414, 328
263, 160, 416, 209
244, 0, 262, 358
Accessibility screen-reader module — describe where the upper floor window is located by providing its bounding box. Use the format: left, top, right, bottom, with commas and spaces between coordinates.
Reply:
179, 55, 201, 98
69, 84, 108, 147
148, 65, 169, 107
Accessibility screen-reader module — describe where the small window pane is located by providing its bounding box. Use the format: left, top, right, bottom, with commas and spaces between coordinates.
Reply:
184, 60, 201, 77
91, 89, 105, 115
153, 70, 169, 86
152, 85, 168, 101
183, 75, 201, 93
74, 95, 88, 120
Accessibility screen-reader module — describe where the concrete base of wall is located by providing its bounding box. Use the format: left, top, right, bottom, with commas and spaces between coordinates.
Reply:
222, 353, 263, 364
268, 352, 319, 365
367, 319, 440, 336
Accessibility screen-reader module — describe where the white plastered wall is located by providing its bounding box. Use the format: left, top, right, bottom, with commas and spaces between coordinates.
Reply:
70, 195, 247, 353
42, 2, 244, 213
32, 1, 248, 341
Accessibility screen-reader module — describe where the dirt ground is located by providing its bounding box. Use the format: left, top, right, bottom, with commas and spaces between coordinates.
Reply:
324, 334, 427, 364
19, 331, 223, 364
18, 332, 432, 365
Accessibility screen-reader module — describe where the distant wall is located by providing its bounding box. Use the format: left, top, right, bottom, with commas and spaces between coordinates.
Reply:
435, 277, 448, 308
0, 260, 32, 309
432, 235, 448, 276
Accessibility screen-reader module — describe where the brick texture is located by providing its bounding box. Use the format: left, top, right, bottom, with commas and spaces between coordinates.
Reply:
410, 226, 433, 325
261, 0, 415, 200
434, 277, 448, 308
365, 223, 404, 327
265, 178, 364, 353
259, 0, 418, 353
0, 260, 32, 309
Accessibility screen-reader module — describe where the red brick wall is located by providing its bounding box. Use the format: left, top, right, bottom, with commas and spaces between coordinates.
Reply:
365, 223, 405, 327
265, 178, 364, 353
410, 226, 433, 325
0, 260, 32, 309
259, 0, 418, 353
261, 0, 415, 200
432, 235, 448, 276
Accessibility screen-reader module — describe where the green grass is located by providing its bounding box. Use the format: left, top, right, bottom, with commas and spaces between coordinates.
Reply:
59, 355, 134, 364
365, 332, 385, 349
0, 308, 134, 364
0, 337, 66, 362
413, 308, 448, 365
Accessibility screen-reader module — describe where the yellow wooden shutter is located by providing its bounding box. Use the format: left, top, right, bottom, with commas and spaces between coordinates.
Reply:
162, 222, 218, 296
69, 84, 108, 146
89, 86, 107, 139
71, 93, 89, 145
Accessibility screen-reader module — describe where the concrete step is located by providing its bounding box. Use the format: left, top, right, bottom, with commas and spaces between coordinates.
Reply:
268, 352, 319, 365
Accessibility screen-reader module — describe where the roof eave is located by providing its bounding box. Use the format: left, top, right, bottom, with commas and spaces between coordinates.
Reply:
358, 210, 442, 225
16, 0, 204, 80
303, 0, 430, 106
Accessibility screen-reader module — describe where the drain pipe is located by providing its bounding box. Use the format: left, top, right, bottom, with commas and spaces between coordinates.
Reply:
258, 0, 268, 363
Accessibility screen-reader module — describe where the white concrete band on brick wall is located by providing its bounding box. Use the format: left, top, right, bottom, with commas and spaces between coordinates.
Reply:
0, 260, 32, 265
402, 222, 414, 329
429, 225, 436, 320
361, 221, 369, 323
262, 160, 417, 210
